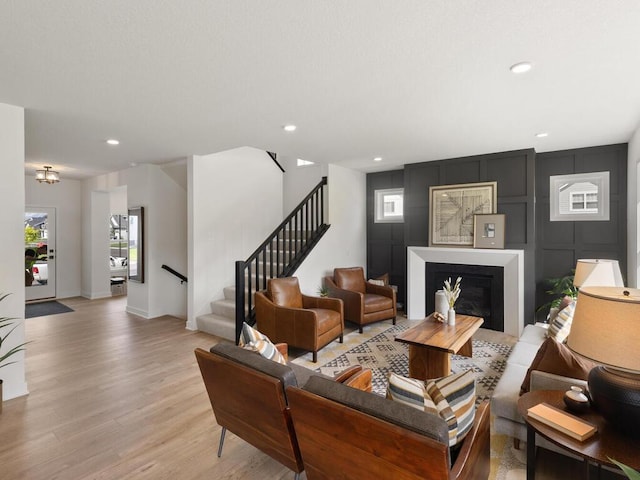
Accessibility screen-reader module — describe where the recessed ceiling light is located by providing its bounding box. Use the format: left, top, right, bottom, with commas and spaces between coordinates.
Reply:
283, 124, 297, 132
373, 157, 382, 162
510, 62, 532, 74
130, 162, 138, 167
106, 139, 120, 145
535, 132, 549, 138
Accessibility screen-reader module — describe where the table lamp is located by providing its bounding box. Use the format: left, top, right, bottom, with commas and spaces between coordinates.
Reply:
573, 259, 624, 288
566, 286, 640, 437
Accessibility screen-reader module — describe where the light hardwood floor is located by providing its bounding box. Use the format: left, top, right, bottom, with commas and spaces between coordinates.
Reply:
4, 298, 625, 480
1, 296, 300, 480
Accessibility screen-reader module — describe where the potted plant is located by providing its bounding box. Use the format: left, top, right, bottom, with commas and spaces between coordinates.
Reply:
317, 285, 329, 297
0, 293, 28, 413
536, 270, 578, 320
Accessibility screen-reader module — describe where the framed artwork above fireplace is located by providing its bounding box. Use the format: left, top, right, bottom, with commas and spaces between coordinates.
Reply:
429, 181, 497, 247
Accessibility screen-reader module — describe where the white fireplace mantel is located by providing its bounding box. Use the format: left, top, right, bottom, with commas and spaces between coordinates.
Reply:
407, 246, 524, 337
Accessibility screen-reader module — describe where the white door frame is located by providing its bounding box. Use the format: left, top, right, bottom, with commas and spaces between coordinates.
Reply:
25, 206, 56, 301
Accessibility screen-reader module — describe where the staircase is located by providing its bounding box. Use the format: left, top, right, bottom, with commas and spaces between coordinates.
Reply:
196, 177, 329, 342
196, 286, 243, 341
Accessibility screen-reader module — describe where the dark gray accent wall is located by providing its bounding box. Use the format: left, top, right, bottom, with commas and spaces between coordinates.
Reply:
367, 169, 406, 303
404, 149, 536, 322
534, 143, 627, 321
368, 149, 536, 322
367, 143, 628, 328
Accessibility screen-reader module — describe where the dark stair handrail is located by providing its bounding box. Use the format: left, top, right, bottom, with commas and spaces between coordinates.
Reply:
161, 264, 188, 284
235, 176, 329, 343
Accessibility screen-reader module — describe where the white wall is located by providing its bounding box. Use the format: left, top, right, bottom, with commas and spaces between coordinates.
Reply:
25, 177, 83, 299
109, 186, 127, 215
148, 166, 188, 319
188, 147, 283, 328
80, 188, 111, 299
0, 103, 28, 400
293, 163, 367, 295
281, 155, 327, 212
82, 164, 188, 318
628, 125, 640, 288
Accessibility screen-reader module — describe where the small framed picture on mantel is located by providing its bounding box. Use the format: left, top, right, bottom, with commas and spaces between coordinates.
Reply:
473, 214, 505, 249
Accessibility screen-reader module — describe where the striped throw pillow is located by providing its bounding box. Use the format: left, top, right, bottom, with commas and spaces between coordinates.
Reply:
426, 369, 476, 446
386, 370, 476, 447
547, 300, 576, 343
386, 372, 437, 414
238, 322, 287, 365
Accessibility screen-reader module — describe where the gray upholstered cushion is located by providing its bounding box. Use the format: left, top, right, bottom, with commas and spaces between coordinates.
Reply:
289, 362, 332, 386
518, 324, 548, 346
506, 341, 541, 367
211, 343, 332, 392
303, 375, 449, 444
211, 343, 299, 389
491, 362, 528, 420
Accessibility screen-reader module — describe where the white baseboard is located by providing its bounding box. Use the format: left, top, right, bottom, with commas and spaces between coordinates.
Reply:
2, 381, 29, 401
126, 305, 150, 318
81, 290, 112, 300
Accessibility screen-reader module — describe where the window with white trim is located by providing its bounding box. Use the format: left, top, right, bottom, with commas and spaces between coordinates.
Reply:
375, 188, 404, 223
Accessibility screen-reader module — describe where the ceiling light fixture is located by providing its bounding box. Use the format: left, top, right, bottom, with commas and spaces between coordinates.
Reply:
535, 132, 549, 138
373, 157, 382, 162
283, 124, 297, 132
106, 139, 120, 145
510, 62, 532, 74
35, 165, 60, 184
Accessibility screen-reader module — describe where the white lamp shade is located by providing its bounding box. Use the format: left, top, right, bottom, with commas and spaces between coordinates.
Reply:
567, 287, 640, 372
573, 259, 623, 288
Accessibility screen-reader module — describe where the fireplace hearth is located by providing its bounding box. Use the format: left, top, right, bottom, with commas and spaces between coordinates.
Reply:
426, 263, 504, 332
407, 247, 524, 337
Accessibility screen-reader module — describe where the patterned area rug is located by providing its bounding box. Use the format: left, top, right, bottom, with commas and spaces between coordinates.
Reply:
293, 317, 513, 399
316, 323, 510, 400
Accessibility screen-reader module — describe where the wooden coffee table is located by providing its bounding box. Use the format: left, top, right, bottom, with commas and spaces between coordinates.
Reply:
518, 390, 640, 480
394, 314, 483, 380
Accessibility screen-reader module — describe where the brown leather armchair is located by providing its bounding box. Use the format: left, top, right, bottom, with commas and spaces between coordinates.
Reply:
255, 276, 344, 362
324, 267, 396, 333
195, 344, 372, 479
287, 376, 490, 480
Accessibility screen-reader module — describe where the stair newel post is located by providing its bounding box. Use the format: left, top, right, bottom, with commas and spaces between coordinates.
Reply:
309, 197, 313, 242
284, 221, 287, 267
274, 231, 279, 278
269, 236, 274, 280
314, 189, 319, 231
283, 222, 295, 270
320, 176, 326, 226
235, 260, 246, 345
247, 261, 253, 320
260, 246, 266, 291
254, 258, 259, 296
293, 213, 298, 261
305, 201, 310, 245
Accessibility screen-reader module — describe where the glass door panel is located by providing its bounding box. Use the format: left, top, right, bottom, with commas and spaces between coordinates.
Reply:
25, 207, 56, 301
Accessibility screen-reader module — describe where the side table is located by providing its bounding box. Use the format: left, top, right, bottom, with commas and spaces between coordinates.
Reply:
517, 390, 640, 480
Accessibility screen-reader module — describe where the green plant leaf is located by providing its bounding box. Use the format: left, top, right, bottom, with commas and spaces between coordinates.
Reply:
0, 292, 30, 370
609, 458, 640, 480
535, 271, 578, 314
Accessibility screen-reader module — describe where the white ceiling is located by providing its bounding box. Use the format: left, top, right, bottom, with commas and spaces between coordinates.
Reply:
2, 1, 640, 180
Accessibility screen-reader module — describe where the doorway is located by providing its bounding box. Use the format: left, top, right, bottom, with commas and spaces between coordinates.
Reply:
25, 207, 56, 301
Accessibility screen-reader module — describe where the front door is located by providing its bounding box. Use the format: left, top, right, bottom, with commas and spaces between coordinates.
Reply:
25, 207, 56, 301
